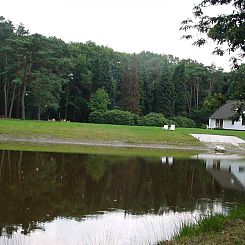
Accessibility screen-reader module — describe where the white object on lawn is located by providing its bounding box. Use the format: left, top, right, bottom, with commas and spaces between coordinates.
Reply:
170, 125, 175, 131
162, 125, 169, 130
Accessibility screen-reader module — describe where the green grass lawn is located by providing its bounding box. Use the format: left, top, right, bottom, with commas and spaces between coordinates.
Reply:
0, 119, 245, 147
0, 119, 200, 145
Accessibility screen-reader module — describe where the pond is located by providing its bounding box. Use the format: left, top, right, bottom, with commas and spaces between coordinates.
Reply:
0, 150, 245, 245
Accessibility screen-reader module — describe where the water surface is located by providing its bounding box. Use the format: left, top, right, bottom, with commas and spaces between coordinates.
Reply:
0, 150, 245, 244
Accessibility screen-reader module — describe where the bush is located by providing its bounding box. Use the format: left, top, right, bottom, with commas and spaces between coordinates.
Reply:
172, 116, 196, 128
138, 113, 169, 127
89, 109, 135, 125
201, 123, 208, 129
103, 109, 135, 125
88, 110, 106, 124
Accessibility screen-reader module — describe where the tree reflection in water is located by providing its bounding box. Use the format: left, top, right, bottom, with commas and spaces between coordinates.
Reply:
0, 150, 244, 242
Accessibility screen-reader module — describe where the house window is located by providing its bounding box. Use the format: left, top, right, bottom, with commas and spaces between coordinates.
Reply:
239, 167, 245, 172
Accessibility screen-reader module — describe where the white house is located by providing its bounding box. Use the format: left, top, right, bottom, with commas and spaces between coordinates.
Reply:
208, 101, 245, 130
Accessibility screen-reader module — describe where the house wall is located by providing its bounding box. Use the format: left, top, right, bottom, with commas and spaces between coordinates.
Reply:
223, 119, 245, 131
209, 118, 245, 131
208, 119, 216, 129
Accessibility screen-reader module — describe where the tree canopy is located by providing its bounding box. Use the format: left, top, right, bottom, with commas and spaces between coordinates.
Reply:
0, 16, 244, 126
180, 0, 245, 68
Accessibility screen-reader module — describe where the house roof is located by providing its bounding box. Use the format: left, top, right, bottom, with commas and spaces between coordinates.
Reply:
209, 101, 239, 120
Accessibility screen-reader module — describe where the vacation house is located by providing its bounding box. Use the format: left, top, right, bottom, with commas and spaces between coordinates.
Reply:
208, 101, 245, 130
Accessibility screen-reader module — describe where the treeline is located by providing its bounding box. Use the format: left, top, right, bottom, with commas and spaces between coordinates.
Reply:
0, 16, 244, 125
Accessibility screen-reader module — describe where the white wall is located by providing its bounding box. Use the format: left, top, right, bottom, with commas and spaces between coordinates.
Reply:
208, 119, 216, 129
223, 118, 245, 131
209, 118, 245, 131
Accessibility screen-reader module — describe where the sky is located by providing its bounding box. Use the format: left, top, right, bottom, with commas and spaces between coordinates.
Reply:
1, 0, 235, 71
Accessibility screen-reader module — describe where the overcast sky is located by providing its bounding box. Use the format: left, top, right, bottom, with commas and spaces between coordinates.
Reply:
2, 0, 234, 71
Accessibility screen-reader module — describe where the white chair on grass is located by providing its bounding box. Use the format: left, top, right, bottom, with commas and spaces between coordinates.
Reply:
170, 125, 175, 131
162, 125, 169, 130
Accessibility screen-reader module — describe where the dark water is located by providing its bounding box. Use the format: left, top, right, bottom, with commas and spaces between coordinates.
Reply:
0, 150, 245, 245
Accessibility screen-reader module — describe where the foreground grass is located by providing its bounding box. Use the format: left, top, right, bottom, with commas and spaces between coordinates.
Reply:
161, 206, 245, 245
1, 119, 245, 150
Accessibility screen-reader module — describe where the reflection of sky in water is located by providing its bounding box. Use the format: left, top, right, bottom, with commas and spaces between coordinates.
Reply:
1, 203, 229, 245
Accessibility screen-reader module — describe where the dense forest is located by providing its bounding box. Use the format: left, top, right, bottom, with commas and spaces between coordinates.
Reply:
0, 16, 244, 126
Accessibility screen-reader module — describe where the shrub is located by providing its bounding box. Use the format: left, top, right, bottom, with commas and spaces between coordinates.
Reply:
172, 116, 196, 128
201, 123, 208, 129
103, 109, 135, 125
138, 113, 169, 127
89, 109, 135, 125
88, 110, 106, 124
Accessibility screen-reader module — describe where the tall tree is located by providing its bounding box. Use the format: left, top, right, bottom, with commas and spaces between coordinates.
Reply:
0, 16, 15, 117
120, 55, 141, 114
152, 62, 175, 117
172, 62, 187, 116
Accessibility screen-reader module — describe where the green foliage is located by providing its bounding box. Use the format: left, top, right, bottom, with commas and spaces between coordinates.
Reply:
88, 88, 111, 112
229, 206, 245, 220
119, 55, 141, 114
172, 116, 196, 128
0, 15, 242, 125
152, 62, 175, 117
204, 93, 226, 111
179, 214, 226, 237
88, 110, 106, 124
138, 113, 170, 127
173, 62, 187, 115
191, 108, 212, 127
89, 109, 135, 125
103, 109, 135, 125
178, 206, 245, 241
180, 0, 245, 68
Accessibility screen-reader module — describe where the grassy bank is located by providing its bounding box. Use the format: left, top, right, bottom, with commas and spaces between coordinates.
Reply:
0, 141, 200, 158
161, 206, 245, 245
1, 119, 245, 153
0, 119, 200, 145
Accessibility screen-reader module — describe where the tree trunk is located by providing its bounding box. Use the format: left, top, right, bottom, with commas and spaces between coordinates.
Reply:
65, 87, 71, 120
21, 79, 27, 120
3, 81, 8, 118
37, 105, 41, 120
16, 89, 21, 119
21, 51, 33, 120
8, 83, 16, 118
